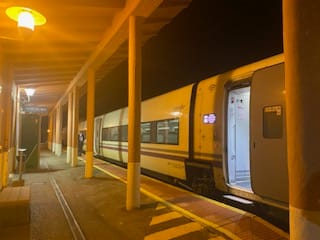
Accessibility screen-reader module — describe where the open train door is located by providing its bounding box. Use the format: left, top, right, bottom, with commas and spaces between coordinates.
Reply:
250, 63, 288, 203
226, 84, 251, 191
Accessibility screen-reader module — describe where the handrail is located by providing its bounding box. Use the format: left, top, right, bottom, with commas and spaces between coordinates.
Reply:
25, 144, 38, 163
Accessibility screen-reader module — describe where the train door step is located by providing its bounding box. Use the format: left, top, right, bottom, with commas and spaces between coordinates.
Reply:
223, 194, 253, 205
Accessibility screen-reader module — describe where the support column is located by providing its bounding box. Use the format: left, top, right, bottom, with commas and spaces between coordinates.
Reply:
0, 56, 12, 187
0, 57, 4, 189
85, 69, 95, 178
51, 111, 56, 153
126, 16, 142, 210
8, 84, 17, 174
2, 67, 13, 186
283, 1, 320, 239
67, 92, 73, 163
55, 105, 62, 156
47, 113, 53, 151
71, 87, 79, 167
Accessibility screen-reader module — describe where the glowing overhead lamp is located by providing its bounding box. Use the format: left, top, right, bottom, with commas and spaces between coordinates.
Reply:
24, 88, 35, 103
24, 88, 35, 96
18, 10, 35, 31
5, 6, 46, 32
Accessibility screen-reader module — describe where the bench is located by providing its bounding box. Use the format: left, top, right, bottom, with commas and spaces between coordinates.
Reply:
0, 186, 30, 227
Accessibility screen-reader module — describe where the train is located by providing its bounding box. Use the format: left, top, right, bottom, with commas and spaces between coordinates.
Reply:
78, 54, 288, 209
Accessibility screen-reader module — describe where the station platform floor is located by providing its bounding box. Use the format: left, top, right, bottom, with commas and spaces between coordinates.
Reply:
1, 150, 289, 240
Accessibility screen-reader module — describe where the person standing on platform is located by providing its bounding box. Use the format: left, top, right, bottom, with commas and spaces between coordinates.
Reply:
78, 132, 84, 156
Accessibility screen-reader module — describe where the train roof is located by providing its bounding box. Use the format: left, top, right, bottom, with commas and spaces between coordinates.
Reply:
207, 53, 284, 82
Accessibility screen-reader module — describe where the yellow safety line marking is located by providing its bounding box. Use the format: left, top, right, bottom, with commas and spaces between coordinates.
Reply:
94, 165, 126, 183
156, 203, 166, 211
139, 188, 240, 240
94, 164, 240, 240
144, 222, 202, 240
150, 211, 183, 226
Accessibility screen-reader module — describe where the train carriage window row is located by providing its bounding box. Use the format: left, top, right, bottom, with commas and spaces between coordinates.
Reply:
102, 118, 179, 145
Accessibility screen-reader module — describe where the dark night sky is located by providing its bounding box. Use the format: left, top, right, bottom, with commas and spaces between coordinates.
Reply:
88, 0, 283, 118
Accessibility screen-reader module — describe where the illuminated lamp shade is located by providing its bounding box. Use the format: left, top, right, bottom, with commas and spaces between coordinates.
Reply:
18, 10, 34, 31
25, 88, 36, 96
6, 6, 46, 31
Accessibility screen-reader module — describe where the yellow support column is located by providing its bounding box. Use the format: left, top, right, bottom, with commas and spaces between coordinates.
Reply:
85, 69, 95, 178
67, 92, 73, 164
71, 87, 79, 167
2, 66, 13, 186
0, 54, 6, 188
51, 111, 56, 153
8, 81, 17, 174
0, 83, 3, 189
126, 16, 142, 210
47, 113, 53, 151
283, 1, 320, 239
55, 105, 62, 156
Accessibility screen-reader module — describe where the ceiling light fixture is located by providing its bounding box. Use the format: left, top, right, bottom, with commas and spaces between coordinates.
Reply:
24, 88, 35, 96
24, 88, 36, 103
6, 6, 46, 32
17, 9, 35, 31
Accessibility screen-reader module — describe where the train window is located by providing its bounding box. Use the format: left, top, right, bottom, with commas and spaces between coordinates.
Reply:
102, 128, 108, 141
119, 125, 128, 142
263, 105, 283, 138
102, 127, 119, 141
141, 122, 151, 143
156, 119, 179, 145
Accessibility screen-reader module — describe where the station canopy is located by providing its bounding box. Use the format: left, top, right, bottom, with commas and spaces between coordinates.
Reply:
0, 0, 191, 113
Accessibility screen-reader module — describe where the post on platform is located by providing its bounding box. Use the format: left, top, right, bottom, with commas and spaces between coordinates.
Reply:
67, 91, 73, 164
126, 15, 142, 211
85, 68, 95, 178
71, 86, 79, 167
283, 0, 320, 239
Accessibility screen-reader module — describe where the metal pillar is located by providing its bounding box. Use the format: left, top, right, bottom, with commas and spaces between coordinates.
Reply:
126, 16, 142, 210
85, 69, 95, 178
283, 1, 320, 239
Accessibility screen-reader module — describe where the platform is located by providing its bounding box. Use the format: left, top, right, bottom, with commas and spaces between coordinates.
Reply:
93, 158, 289, 240
0, 150, 289, 240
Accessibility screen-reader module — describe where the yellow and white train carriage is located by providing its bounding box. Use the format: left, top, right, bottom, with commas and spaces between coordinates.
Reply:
93, 53, 288, 208
99, 85, 192, 182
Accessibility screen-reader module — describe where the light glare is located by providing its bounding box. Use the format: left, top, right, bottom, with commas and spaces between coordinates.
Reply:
25, 88, 35, 96
18, 10, 34, 31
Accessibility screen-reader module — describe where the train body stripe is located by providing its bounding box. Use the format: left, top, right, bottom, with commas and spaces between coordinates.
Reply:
100, 143, 223, 160
99, 144, 223, 168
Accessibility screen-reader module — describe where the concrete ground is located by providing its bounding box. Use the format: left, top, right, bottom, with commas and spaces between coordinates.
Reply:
0, 151, 225, 240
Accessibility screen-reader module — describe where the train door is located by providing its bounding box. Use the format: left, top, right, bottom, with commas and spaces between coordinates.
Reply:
250, 63, 288, 203
226, 85, 251, 191
94, 117, 102, 155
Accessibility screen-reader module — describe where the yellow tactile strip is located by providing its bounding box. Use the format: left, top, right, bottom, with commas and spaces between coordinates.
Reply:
93, 158, 289, 240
